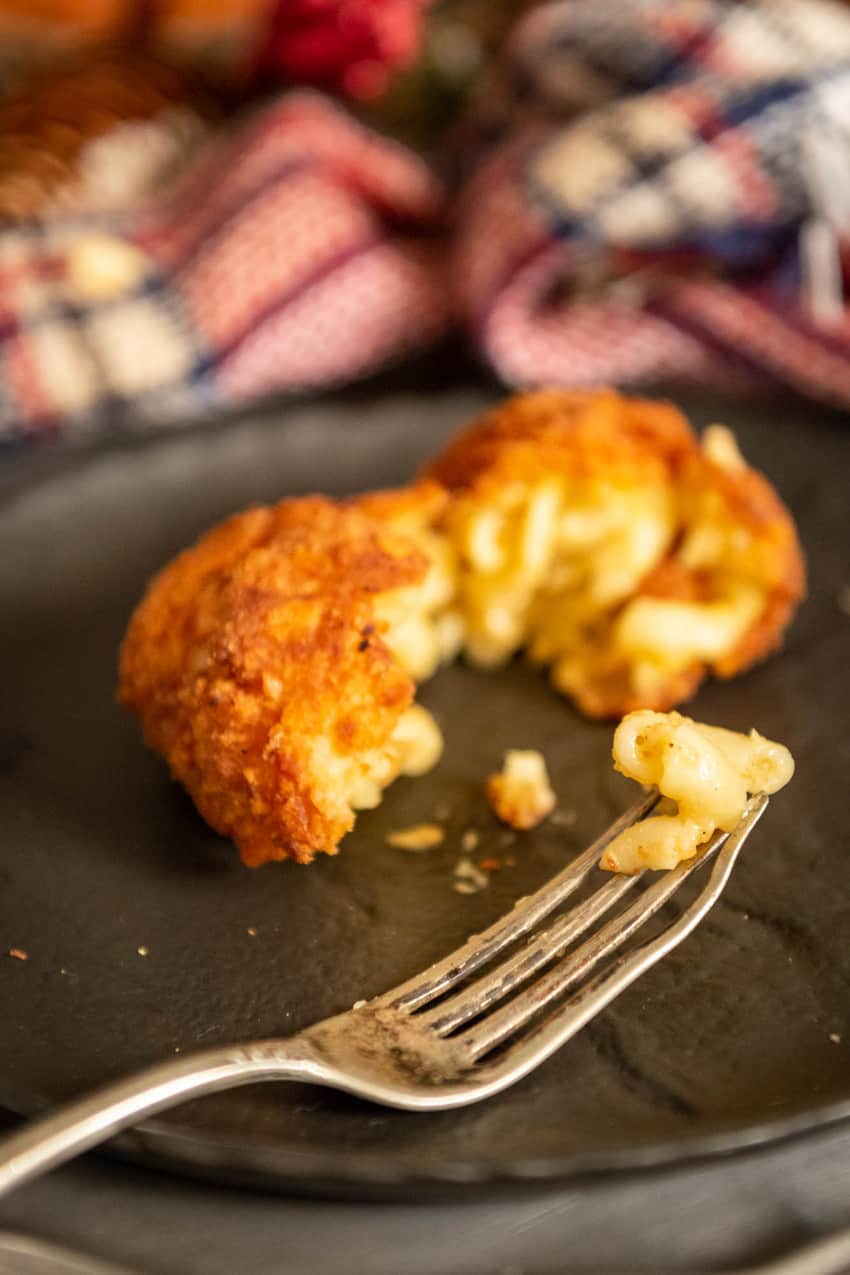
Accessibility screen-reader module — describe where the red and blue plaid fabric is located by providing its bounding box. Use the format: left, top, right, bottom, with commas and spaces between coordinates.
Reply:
5, 0, 850, 448
0, 93, 447, 448
457, 0, 850, 401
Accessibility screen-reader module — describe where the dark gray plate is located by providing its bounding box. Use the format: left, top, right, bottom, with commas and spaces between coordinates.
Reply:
1, 382, 848, 1197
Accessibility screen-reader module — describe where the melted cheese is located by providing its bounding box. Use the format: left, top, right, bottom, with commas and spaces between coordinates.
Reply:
601, 710, 794, 873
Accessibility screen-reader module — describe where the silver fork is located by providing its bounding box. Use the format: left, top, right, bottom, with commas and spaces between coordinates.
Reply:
0, 789, 768, 1199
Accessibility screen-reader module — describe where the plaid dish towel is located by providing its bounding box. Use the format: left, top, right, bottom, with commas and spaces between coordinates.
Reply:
454, 0, 850, 404
0, 92, 447, 447
6, 0, 850, 449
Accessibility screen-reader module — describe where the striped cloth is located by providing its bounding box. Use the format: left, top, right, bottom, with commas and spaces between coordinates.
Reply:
456, 0, 850, 403
5, 0, 850, 448
0, 92, 447, 447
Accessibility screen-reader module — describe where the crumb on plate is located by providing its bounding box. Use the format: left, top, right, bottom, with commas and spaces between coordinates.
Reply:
487, 749, 556, 830
386, 822, 445, 851
453, 858, 489, 893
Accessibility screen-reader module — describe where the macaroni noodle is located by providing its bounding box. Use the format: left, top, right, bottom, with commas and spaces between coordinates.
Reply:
601, 710, 794, 873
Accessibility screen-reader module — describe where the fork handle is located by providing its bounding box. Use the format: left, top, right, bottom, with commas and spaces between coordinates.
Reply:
0, 1039, 321, 1199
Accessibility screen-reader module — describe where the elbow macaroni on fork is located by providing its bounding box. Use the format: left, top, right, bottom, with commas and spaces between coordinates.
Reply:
601, 711, 795, 874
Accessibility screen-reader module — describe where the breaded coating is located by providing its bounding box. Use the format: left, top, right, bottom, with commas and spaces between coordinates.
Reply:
429, 389, 696, 492
119, 496, 442, 866
119, 389, 805, 867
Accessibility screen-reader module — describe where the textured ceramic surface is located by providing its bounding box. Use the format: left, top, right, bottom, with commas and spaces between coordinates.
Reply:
0, 384, 847, 1194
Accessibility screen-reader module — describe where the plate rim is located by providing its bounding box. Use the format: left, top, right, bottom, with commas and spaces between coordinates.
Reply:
4, 1090, 850, 1195
115, 1097, 850, 1188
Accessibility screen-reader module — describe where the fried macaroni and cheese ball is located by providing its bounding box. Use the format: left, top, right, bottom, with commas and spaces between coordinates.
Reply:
119, 492, 455, 866
428, 391, 805, 717
120, 390, 804, 867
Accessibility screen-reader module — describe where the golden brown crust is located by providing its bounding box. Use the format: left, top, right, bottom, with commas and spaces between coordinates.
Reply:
426, 389, 697, 495
352, 478, 448, 528
119, 496, 427, 867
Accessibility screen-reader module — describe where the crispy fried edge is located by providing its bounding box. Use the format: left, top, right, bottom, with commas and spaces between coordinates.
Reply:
118, 495, 431, 866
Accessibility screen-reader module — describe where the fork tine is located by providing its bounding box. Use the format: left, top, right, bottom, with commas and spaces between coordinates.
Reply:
420, 872, 639, 1034
388, 788, 660, 1013
462, 795, 768, 1063
459, 841, 720, 1058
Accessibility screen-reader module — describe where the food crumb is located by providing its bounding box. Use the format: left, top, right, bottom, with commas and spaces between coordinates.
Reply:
137, 945, 149, 957
8, 948, 28, 961
247, 927, 257, 937
551, 808, 577, 828
386, 823, 445, 851
461, 829, 480, 853
352, 999, 367, 1010
453, 859, 489, 894
487, 750, 556, 830
479, 857, 502, 872
830, 1033, 842, 1044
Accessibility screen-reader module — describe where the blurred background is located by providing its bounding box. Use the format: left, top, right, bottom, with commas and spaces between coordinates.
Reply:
0, 0, 529, 159
0, 0, 849, 450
